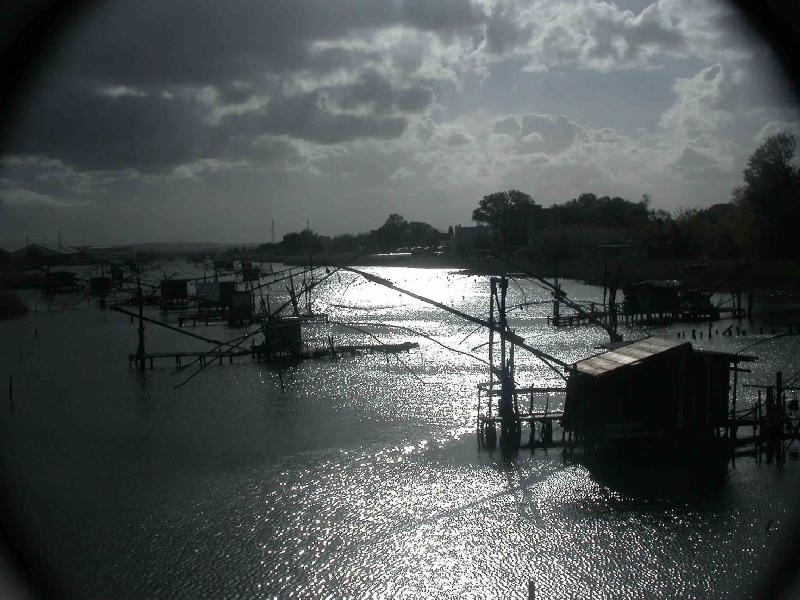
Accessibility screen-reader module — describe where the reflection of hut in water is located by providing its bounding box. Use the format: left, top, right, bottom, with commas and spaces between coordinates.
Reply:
159, 279, 190, 311
563, 336, 755, 447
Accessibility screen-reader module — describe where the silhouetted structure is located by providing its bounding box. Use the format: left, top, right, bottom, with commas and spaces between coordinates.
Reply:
563, 336, 754, 447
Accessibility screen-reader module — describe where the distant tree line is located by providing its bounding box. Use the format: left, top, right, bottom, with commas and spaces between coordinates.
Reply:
470, 132, 800, 261
246, 132, 798, 262
254, 213, 447, 257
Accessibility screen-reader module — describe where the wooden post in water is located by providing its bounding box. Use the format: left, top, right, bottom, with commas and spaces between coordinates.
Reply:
136, 267, 146, 370
747, 263, 754, 321
730, 362, 739, 441
484, 279, 496, 449
602, 250, 608, 314
755, 390, 761, 441
8, 374, 13, 412
777, 371, 784, 463
766, 386, 776, 463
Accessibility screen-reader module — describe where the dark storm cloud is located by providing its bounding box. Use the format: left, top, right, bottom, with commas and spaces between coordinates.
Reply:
11, 81, 212, 171
11, 79, 407, 171
337, 71, 433, 114
55, 0, 485, 88
6, 0, 471, 172
483, 5, 533, 55
256, 91, 409, 145
395, 86, 434, 112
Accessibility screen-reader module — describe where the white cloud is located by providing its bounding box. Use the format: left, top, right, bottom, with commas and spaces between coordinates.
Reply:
0, 188, 75, 208
754, 121, 800, 144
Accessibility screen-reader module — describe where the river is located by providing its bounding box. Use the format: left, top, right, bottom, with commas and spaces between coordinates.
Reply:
1, 263, 798, 598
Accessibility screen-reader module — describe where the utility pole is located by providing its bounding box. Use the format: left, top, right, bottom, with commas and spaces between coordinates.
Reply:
271, 220, 275, 244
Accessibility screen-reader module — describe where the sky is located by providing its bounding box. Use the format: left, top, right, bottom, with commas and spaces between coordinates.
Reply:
1, 0, 799, 248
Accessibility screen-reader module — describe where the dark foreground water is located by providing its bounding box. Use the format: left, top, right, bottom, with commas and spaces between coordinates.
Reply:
1, 264, 799, 598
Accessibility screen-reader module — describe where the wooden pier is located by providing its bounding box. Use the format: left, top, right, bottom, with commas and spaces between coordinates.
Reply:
476, 374, 569, 449
548, 306, 745, 327
129, 340, 418, 368
177, 311, 329, 327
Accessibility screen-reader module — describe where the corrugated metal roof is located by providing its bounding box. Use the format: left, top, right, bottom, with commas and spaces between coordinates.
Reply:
573, 336, 689, 376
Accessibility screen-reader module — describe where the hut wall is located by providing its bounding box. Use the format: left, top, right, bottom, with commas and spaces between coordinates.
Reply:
264, 319, 302, 356
683, 354, 730, 432
228, 291, 253, 322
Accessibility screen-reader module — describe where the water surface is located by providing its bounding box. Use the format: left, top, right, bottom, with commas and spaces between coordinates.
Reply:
1, 264, 798, 598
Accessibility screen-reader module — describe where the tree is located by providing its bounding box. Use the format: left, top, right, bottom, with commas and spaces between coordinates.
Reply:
735, 132, 800, 257
382, 213, 407, 230
376, 213, 409, 250
472, 190, 538, 246
281, 229, 323, 255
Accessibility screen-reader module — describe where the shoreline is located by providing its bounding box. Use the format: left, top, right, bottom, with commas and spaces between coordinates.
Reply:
273, 252, 800, 295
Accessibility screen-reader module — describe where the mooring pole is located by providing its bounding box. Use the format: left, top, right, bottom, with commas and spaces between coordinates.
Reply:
483, 278, 496, 449
777, 371, 784, 439
136, 267, 146, 370
766, 385, 776, 464
736, 260, 743, 321
602, 250, 608, 313
488, 278, 495, 417
730, 366, 738, 441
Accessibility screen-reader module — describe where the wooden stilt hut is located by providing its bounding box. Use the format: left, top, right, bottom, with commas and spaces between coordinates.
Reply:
563, 336, 756, 447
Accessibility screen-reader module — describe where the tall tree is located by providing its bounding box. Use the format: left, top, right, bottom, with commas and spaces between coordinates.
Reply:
376, 213, 409, 250
735, 132, 800, 257
472, 190, 538, 246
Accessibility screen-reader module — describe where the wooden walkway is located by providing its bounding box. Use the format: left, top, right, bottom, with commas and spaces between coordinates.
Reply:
129, 340, 419, 368
548, 307, 746, 327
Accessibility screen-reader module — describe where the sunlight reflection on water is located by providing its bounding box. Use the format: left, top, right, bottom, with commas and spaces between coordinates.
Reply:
0, 263, 798, 597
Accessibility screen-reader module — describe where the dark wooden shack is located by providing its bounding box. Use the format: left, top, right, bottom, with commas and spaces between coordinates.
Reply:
159, 279, 190, 310
563, 336, 754, 446
219, 281, 237, 307
227, 291, 253, 324
241, 260, 261, 282
110, 264, 124, 285
622, 280, 682, 315
259, 317, 302, 357
46, 271, 78, 293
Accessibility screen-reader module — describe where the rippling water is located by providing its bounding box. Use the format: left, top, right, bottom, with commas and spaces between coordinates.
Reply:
1, 264, 799, 598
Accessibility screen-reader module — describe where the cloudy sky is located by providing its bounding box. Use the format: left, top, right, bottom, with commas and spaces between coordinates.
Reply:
1, 0, 798, 247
